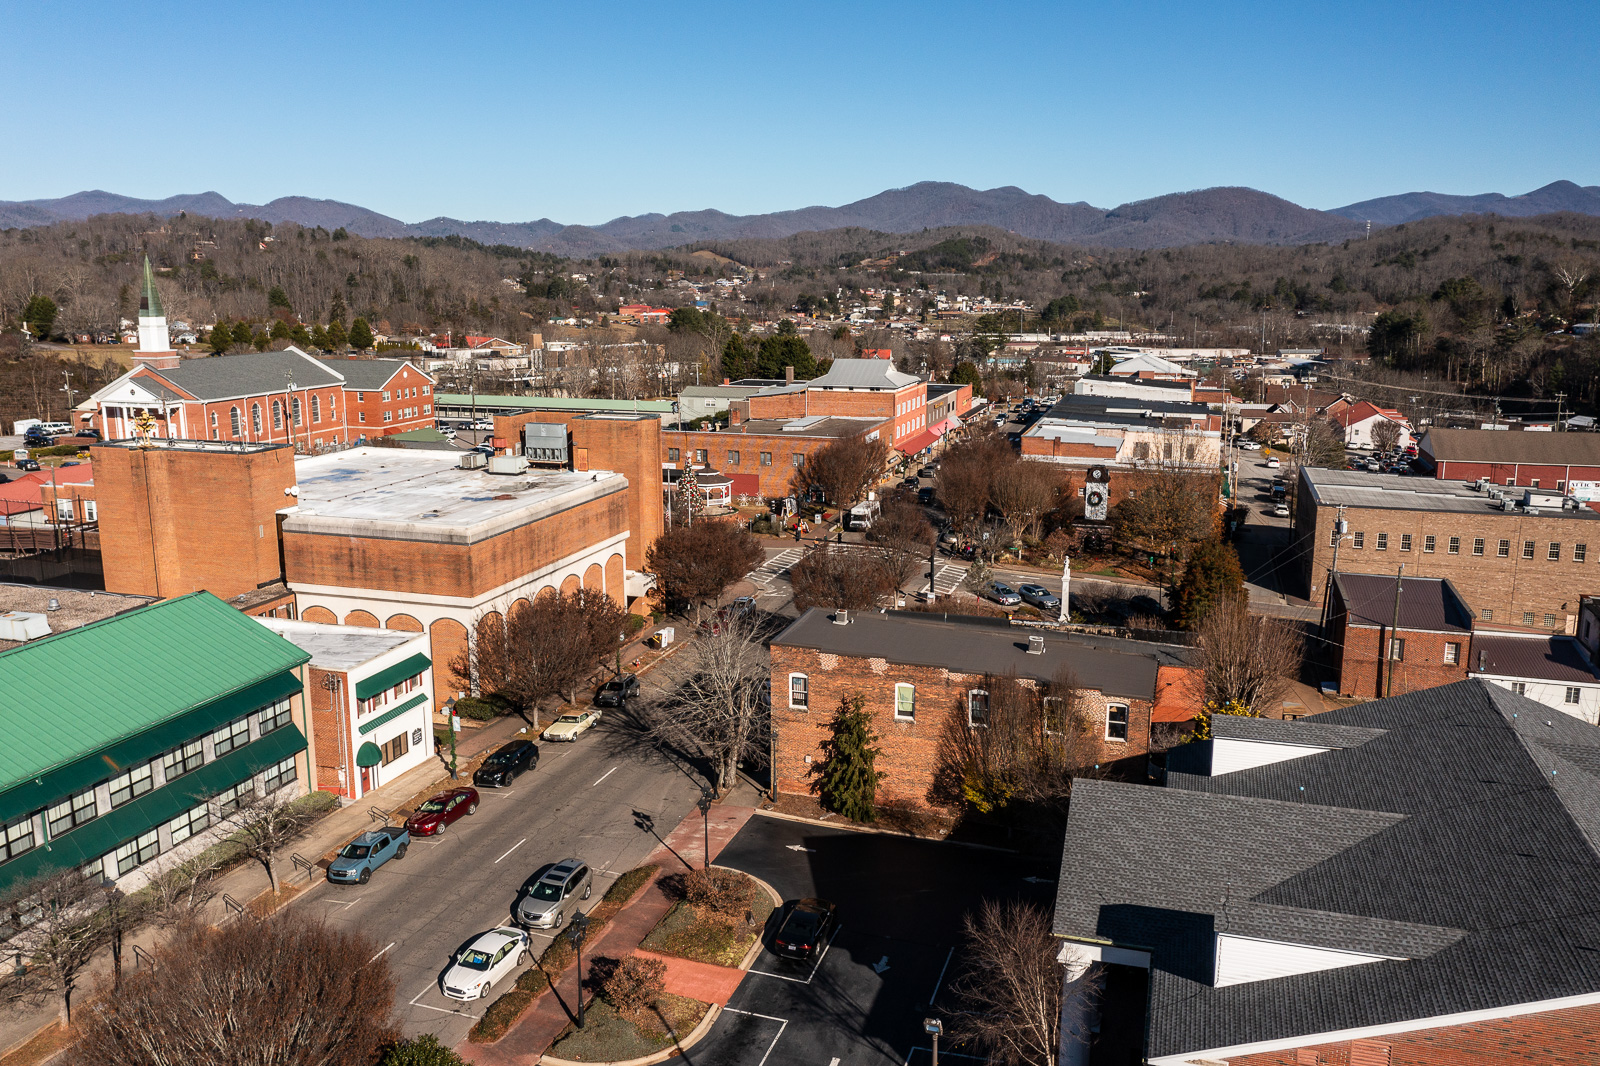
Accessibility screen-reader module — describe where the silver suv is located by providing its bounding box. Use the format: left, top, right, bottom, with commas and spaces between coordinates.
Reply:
517, 858, 593, 929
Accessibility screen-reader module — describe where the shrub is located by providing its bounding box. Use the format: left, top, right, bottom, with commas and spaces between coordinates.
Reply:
625, 614, 648, 636
382, 1034, 469, 1065
682, 868, 753, 920
453, 697, 501, 721
602, 954, 667, 1015
468, 989, 534, 1043
601, 864, 658, 910
514, 966, 550, 995
1014, 605, 1042, 618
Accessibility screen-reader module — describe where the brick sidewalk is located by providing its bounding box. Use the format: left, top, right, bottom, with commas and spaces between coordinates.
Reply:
634, 949, 745, 1006
460, 803, 755, 1065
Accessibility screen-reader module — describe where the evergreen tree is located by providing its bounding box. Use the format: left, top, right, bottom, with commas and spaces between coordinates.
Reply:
720, 333, 755, 380
269, 319, 290, 340
1172, 537, 1246, 629
756, 333, 816, 378
812, 694, 885, 822
252, 329, 270, 351
22, 295, 58, 338
348, 317, 375, 351
327, 319, 348, 349
290, 323, 313, 347
950, 361, 982, 386
309, 323, 330, 350
328, 292, 347, 327
267, 286, 292, 312
208, 321, 233, 353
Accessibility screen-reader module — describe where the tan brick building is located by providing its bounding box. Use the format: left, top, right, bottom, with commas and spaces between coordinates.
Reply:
769, 609, 1201, 812
1296, 466, 1600, 629
744, 359, 931, 451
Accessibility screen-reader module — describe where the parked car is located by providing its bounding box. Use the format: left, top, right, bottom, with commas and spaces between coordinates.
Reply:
1273, 502, 1291, 517
442, 927, 530, 1001
1018, 584, 1061, 610
516, 858, 593, 929
917, 487, 936, 506
542, 709, 601, 742
15, 459, 40, 472
901, 476, 918, 489
917, 465, 936, 478
469, 419, 494, 431
404, 787, 479, 836
594, 673, 640, 707
327, 827, 409, 884
1265, 456, 1281, 468
983, 581, 1022, 606
473, 740, 539, 788
1238, 440, 1261, 451
472, 443, 495, 455
771, 898, 838, 961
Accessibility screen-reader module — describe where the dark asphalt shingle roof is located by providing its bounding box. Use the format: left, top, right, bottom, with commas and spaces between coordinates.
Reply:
1469, 633, 1600, 684
317, 358, 427, 390
1055, 679, 1600, 1059
1208, 714, 1387, 749
772, 608, 1195, 702
1331, 573, 1473, 633
145, 347, 340, 400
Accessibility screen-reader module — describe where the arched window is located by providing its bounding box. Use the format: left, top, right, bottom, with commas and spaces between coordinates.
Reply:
230, 406, 242, 437
251, 403, 262, 435
311, 395, 321, 423
272, 400, 283, 430
209, 411, 219, 440
292, 397, 302, 426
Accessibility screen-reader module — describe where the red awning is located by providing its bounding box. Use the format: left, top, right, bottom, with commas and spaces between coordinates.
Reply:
897, 427, 940, 455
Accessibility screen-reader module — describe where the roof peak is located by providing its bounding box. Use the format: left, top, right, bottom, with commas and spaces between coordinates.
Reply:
139, 255, 164, 319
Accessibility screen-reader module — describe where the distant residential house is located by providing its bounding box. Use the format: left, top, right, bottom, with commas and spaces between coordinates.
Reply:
1107, 353, 1196, 380
1469, 630, 1600, 724
616, 304, 672, 325
1332, 399, 1412, 449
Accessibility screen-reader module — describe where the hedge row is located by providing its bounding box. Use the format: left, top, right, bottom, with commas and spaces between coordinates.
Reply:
468, 863, 660, 1044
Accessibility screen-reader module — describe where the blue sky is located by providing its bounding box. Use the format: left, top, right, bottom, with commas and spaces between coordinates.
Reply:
4, 0, 1595, 224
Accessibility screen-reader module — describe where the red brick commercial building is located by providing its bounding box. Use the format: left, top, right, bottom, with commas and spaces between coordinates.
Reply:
84, 347, 435, 450
1056, 680, 1600, 1066
769, 609, 1201, 812
662, 415, 889, 500
743, 359, 933, 454
1295, 465, 1600, 629
1419, 427, 1600, 497
1326, 572, 1473, 698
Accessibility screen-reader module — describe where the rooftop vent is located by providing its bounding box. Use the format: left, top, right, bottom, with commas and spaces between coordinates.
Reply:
833, 609, 850, 626
459, 451, 487, 470
0, 612, 51, 642
46, 598, 60, 611
1027, 634, 1046, 655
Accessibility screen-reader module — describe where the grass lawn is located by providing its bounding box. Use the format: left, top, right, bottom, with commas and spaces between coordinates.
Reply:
641, 876, 775, 967
547, 993, 709, 1062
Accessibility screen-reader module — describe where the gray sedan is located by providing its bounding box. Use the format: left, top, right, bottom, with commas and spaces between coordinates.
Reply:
1017, 583, 1061, 610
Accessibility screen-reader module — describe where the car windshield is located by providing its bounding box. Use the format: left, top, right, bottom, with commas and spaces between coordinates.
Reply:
600, 682, 622, 693
458, 950, 492, 970
340, 844, 371, 859
530, 881, 564, 901
784, 911, 821, 936
416, 799, 448, 813
486, 751, 516, 765
556, 715, 583, 724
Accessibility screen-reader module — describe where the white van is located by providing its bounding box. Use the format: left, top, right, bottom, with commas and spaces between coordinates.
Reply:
38, 422, 73, 436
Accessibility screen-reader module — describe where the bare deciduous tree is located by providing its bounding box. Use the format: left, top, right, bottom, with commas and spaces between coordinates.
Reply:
866, 494, 935, 589
789, 435, 888, 509
0, 867, 110, 1026
645, 520, 763, 621
790, 546, 895, 613
1110, 467, 1217, 561
226, 789, 317, 896
465, 587, 629, 712
139, 852, 230, 930
1190, 597, 1304, 714
643, 613, 769, 795
936, 432, 1012, 541
1370, 417, 1402, 454
992, 462, 1062, 546
66, 916, 398, 1066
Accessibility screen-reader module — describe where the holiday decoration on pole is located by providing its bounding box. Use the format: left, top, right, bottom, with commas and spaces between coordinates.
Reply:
678, 467, 705, 525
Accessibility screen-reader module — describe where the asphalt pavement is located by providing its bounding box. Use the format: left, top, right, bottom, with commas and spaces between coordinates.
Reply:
693, 814, 1058, 1066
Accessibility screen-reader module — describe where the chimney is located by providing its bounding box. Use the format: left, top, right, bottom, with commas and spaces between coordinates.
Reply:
1027, 634, 1046, 655
785, 366, 795, 385
833, 609, 850, 626
730, 400, 747, 427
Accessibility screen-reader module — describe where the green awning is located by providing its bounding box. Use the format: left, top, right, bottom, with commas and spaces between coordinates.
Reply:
0, 671, 304, 825
355, 653, 431, 701
358, 693, 428, 736
0, 725, 306, 891
356, 742, 383, 768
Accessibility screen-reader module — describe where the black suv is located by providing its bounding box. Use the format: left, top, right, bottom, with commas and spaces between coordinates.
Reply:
594, 674, 640, 708
472, 739, 539, 788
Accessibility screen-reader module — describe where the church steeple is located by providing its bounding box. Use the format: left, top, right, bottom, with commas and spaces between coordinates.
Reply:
133, 256, 179, 369
138, 255, 165, 319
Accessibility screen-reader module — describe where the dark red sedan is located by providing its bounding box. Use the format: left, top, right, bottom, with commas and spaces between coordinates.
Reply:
404, 787, 479, 836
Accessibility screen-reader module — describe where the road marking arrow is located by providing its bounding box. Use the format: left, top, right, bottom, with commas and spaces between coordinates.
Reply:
784, 844, 815, 852
872, 955, 890, 974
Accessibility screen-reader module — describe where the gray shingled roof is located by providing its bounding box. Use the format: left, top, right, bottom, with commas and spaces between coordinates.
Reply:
1331, 572, 1473, 632
1422, 427, 1600, 466
317, 358, 425, 390
1056, 679, 1600, 1059
148, 347, 340, 400
771, 608, 1195, 702
1208, 714, 1387, 749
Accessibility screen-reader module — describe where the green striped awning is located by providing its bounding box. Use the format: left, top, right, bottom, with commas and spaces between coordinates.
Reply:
357, 693, 428, 736
355, 654, 431, 701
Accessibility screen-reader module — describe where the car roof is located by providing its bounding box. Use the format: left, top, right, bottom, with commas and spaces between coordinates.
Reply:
469, 927, 524, 950
792, 897, 833, 913
495, 740, 533, 753
351, 830, 387, 844
543, 858, 583, 880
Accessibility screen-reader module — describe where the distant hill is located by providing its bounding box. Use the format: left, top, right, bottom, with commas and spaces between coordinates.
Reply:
1330, 180, 1600, 226
5, 179, 1598, 253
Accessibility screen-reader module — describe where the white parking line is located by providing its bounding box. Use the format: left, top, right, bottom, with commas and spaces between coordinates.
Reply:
720, 1007, 789, 1066
929, 945, 954, 1003
591, 766, 617, 787
407, 984, 479, 1018
495, 837, 527, 864
367, 942, 395, 965
748, 925, 841, 984
901, 1048, 985, 1065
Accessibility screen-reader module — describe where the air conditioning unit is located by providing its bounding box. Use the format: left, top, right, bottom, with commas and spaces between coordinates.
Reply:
487, 455, 529, 475
459, 451, 487, 469
1027, 634, 1046, 655
0, 612, 50, 642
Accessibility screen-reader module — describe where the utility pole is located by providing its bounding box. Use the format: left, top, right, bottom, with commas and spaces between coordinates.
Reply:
1386, 564, 1405, 697
1320, 504, 1348, 632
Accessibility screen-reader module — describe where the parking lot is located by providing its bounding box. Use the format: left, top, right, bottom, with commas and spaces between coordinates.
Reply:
695, 815, 1057, 1066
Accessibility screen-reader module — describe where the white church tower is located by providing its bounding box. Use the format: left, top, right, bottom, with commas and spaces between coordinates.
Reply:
133, 256, 180, 370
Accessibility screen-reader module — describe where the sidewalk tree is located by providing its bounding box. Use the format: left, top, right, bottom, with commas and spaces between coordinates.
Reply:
646, 520, 763, 619
644, 612, 769, 795
791, 546, 894, 613
464, 588, 626, 713
789, 435, 887, 510
226, 789, 317, 895
937, 431, 1011, 544
866, 494, 935, 588
992, 461, 1060, 546
0, 867, 110, 1026
1110, 464, 1217, 566
67, 916, 398, 1066
954, 899, 1092, 1066
1171, 537, 1245, 629
811, 694, 885, 821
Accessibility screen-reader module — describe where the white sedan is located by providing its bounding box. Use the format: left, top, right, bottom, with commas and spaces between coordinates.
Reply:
1265, 456, 1281, 468
542, 709, 600, 742
442, 927, 529, 1001
1237, 440, 1261, 451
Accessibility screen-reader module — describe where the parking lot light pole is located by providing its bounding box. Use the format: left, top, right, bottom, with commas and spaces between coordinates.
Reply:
924, 1017, 943, 1066
570, 912, 591, 1028
697, 788, 714, 869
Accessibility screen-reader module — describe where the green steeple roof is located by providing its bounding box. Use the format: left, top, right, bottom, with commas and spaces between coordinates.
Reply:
139, 256, 164, 319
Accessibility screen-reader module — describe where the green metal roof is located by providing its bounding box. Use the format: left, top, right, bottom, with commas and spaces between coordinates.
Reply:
0, 593, 310, 801
388, 427, 450, 442
0, 725, 305, 890
358, 693, 428, 736
355, 653, 431, 701
139, 256, 164, 319
436, 393, 676, 414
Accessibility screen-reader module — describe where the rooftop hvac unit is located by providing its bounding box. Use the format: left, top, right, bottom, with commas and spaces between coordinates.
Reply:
487, 455, 529, 475
459, 451, 487, 470
0, 612, 50, 642
523, 422, 570, 466
1500, 497, 1517, 511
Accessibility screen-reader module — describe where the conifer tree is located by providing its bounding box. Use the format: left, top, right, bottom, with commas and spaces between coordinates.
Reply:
349, 317, 374, 351
208, 321, 232, 353
812, 694, 885, 822
309, 323, 330, 350
327, 319, 348, 349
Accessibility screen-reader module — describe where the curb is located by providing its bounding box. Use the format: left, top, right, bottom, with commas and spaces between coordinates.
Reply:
751, 806, 1020, 852
537, 1004, 723, 1066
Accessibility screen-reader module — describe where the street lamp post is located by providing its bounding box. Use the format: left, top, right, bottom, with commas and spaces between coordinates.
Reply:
697, 788, 714, 870
570, 912, 591, 1028
924, 1017, 943, 1066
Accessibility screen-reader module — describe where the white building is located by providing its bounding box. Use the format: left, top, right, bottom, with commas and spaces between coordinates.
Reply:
1469, 631, 1600, 725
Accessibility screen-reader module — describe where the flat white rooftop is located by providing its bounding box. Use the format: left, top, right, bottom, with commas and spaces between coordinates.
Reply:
281, 447, 628, 544
255, 617, 420, 671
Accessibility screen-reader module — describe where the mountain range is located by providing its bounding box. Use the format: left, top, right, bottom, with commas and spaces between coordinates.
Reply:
2, 180, 1596, 255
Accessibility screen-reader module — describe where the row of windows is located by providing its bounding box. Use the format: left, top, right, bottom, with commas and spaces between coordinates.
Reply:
110, 757, 296, 879
667, 447, 786, 468
1131, 441, 1199, 461
1508, 681, 1585, 704
788, 675, 1129, 740
356, 672, 426, 717
1338, 529, 1588, 563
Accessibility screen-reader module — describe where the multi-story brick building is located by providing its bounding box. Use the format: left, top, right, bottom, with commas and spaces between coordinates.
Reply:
661, 415, 889, 500
1020, 394, 1223, 470
744, 359, 932, 453
1295, 466, 1600, 628
1419, 427, 1600, 498
1326, 572, 1473, 698
769, 609, 1201, 812
257, 618, 434, 800
1055, 679, 1600, 1066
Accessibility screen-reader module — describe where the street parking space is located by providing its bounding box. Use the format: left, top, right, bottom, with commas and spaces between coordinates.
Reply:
692, 814, 1055, 1066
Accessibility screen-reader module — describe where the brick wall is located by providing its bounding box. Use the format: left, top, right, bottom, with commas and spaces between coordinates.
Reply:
308, 665, 353, 796
345, 365, 435, 437
769, 644, 1153, 810
661, 426, 879, 499
1432, 459, 1600, 490
1334, 620, 1468, 698
1297, 498, 1600, 628
1226, 998, 1600, 1064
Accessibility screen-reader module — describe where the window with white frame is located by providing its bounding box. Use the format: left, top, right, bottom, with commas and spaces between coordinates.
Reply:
1567, 687, 1583, 705
212, 717, 251, 758
1042, 696, 1067, 735
108, 761, 154, 808
1106, 704, 1130, 741
262, 756, 296, 793
1512, 682, 1527, 696
311, 395, 321, 423
163, 739, 206, 781
1, 812, 38, 862
84, 500, 97, 523
258, 699, 293, 735
1443, 642, 1460, 665
46, 788, 99, 838
894, 683, 915, 720
114, 830, 161, 876
788, 674, 809, 709
167, 803, 211, 845
967, 689, 989, 727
